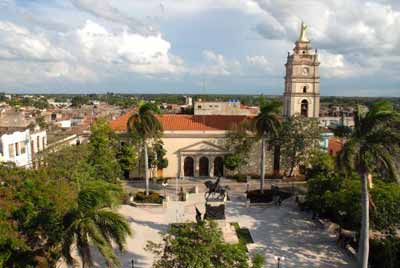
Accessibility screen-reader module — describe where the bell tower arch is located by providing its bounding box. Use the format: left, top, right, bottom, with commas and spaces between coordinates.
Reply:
283, 22, 320, 118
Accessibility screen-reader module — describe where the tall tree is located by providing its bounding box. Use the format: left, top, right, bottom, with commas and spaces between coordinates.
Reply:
254, 99, 281, 193
127, 103, 163, 195
224, 119, 256, 176
337, 101, 400, 268
88, 119, 121, 183
62, 183, 131, 268
280, 116, 321, 177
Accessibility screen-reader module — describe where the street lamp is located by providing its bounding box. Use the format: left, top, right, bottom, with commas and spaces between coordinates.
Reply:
162, 181, 169, 200
274, 256, 285, 268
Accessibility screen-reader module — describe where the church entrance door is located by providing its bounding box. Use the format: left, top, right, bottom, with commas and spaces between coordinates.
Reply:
214, 157, 224, 177
184, 157, 194, 177
199, 157, 209, 177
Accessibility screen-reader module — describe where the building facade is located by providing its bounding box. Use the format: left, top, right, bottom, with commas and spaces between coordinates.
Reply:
194, 100, 258, 116
111, 113, 266, 179
283, 22, 320, 118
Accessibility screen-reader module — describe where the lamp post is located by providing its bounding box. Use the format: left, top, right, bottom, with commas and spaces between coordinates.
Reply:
274, 256, 285, 268
162, 181, 168, 200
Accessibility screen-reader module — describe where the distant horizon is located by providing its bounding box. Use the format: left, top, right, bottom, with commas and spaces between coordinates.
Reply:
1, 90, 399, 99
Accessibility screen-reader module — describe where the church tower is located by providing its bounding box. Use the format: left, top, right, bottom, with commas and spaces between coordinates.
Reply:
283, 22, 320, 118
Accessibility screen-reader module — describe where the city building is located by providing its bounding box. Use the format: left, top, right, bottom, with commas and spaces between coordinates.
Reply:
0, 126, 47, 168
0, 111, 47, 167
194, 99, 259, 116
111, 113, 262, 178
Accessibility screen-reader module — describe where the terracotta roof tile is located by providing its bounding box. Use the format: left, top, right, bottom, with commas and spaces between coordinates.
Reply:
328, 137, 345, 156
110, 111, 253, 132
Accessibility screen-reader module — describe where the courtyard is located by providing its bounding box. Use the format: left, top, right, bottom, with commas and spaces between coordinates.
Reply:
111, 189, 356, 268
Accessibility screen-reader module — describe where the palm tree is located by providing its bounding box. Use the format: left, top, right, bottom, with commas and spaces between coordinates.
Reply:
255, 99, 281, 193
127, 103, 162, 196
62, 183, 132, 268
337, 101, 400, 268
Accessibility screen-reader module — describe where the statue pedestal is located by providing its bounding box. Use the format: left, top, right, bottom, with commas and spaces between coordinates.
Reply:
204, 200, 225, 220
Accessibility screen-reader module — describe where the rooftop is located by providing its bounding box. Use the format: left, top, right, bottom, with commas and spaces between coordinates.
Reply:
110, 111, 254, 132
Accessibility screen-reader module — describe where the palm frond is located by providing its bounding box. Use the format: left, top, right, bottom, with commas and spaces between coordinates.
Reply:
76, 226, 93, 268
95, 210, 132, 251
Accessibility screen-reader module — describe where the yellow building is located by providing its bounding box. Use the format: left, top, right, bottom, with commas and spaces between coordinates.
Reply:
111, 113, 262, 179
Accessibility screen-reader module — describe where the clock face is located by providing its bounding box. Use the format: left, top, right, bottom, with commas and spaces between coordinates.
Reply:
302, 67, 309, 75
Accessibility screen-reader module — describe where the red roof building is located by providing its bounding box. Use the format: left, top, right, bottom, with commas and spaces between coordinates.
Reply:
327, 137, 345, 156
110, 112, 254, 132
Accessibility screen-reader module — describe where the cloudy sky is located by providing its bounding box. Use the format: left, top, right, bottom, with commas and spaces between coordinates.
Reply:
0, 0, 399, 96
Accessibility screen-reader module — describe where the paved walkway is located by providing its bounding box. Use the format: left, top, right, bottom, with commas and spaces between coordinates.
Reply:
105, 193, 355, 268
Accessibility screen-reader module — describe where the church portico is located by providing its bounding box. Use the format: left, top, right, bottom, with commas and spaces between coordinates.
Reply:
179, 151, 227, 179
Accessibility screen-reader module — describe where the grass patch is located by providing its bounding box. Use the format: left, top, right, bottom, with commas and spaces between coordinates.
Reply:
134, 191, 163, 204
231, 222, 254, 251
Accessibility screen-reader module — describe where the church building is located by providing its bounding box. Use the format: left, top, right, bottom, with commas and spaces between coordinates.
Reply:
110, 23, 322, 179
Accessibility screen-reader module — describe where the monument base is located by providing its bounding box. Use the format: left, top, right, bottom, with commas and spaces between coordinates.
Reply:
204, 201, 225, 220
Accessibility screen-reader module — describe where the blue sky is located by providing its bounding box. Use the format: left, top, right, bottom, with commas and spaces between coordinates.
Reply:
0, 0, 399, 96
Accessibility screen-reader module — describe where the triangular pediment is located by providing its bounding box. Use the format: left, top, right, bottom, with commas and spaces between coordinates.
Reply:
178, 141, 227, 153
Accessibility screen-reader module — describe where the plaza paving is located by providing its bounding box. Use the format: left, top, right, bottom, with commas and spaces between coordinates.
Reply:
111, 192, 356, 268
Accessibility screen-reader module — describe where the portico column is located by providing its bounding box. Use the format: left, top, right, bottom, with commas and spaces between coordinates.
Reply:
194, 155, 199, 177
209, 156, 215, 178
179, 154, 184, 178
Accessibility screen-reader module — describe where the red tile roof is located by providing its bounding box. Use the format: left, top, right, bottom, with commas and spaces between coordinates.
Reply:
328, 137, 345, 156
110, 111, 254, 132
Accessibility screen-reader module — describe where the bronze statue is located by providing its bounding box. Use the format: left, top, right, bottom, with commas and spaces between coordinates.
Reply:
204, 177, 226, 201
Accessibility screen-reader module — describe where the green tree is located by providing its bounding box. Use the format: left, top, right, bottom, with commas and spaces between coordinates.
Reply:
255, 99, 281, 192
117, 143, 137, 179
71, 95, 90, 107
280, 116, 320, 177
62, 183, 131, 268
88, 119, 121, 183
224, 119, 256, 176
0, 165, 76, 268
127, 103, 162, 195
147, 221, 252, 268
337, 101, 400, 268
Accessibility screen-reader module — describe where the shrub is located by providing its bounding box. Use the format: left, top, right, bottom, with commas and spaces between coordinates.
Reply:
369, 236, 400, 268
247, 189, 292, 203
134, 191, 163, 204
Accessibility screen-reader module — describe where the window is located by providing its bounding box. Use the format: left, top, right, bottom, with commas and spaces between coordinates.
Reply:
198, 105, 202, 109
303, 86, 307, 93
8, 144, 15, 157
15, 143, 19, 156
20, 142, 26, 154
42, 137, 46, 150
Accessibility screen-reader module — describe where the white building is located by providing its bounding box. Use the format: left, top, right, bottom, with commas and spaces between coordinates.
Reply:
0, 127, 47, 168
194, 100, 258, 116
319, 116, 355, 128
0, 129, 31, 167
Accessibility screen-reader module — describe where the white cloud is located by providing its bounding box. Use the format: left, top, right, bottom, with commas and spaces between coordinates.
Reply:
246, 55, 270, 71
252, 0, 400, 80
0, 21, 71, 61
70, 0, 152, 34
197, 50, 241, 76
75, 20, 184, 74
